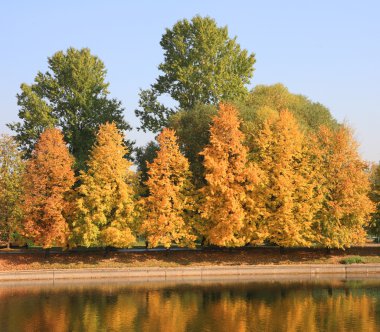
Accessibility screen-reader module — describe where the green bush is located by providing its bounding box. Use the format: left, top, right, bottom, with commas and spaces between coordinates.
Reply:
340, 256, 364, 264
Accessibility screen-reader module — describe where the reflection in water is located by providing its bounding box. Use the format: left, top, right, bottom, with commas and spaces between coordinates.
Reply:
0, 278, 380, 331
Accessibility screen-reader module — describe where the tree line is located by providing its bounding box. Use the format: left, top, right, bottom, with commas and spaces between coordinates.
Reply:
0, 16, 378, 249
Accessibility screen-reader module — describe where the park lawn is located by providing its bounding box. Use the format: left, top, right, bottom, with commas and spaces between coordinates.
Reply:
1, 247, 380, 271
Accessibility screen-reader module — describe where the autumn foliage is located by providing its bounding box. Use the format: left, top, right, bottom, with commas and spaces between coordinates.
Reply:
2, 103, 374, 250
200, 104, 259, 246
313, 126, 374, 248
141, 128, 196, 248
253, 110, 322, 247
72, 122, 136, 248
22, 128, 75, 248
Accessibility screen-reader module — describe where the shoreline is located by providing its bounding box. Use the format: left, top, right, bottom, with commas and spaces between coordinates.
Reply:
2, 264, 380, 282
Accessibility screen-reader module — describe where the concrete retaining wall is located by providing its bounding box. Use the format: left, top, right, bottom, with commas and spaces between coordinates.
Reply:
1, 264, 380, 282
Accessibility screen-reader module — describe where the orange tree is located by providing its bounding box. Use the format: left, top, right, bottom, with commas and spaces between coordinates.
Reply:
22, 128, 75, 248
200, 103, 259, 247
72, 122, 137, 248
140, 128, 196, 248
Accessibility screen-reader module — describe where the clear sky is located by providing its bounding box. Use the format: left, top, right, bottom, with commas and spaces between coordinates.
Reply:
0, 0, 379, 161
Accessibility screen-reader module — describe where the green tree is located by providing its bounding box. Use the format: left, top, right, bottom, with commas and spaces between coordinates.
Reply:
369, 163, 380, 238
241, 83, 338, 133
168, 104, 217, 188
8, 47, 131, 169
136, 15, 255, 132
166, 84, 338, 189
135, 141, 159, 193
72, 123, 137, 248
0, 135, 24, 248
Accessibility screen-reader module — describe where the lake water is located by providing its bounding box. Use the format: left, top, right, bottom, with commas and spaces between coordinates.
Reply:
1, 277, 380, 331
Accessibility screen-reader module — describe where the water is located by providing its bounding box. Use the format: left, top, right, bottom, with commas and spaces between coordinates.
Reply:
1, 277, 380, 331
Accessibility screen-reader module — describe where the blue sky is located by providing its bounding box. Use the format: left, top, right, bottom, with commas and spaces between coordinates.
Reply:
0, 0, 379, 161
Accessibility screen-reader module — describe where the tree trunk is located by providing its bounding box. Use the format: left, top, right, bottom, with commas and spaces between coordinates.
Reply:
103, 246, 110, 257
6, 231, 11, 249
200, 236, 206, 247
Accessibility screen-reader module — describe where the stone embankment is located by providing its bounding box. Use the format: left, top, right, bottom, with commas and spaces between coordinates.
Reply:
1, 264, 380, 282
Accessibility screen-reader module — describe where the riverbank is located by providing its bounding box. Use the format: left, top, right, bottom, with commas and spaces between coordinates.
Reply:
1, 246, 380, 272
2, 264, 380, 282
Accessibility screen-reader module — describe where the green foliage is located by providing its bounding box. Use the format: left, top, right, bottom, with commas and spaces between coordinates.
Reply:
340, 256, 364, 264
241, 83, 338, 133
0, 135, 25, 248
134, 89, 175, 133
166, 84, 338, 189
8, 47, 131, 170
168, 104, 217, 188
136, 15, 255, 132
369, 163, 380, 236
135, 141, 159, 192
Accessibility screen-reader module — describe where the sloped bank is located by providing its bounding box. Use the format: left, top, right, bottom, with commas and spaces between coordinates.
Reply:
1, 264, 380, 282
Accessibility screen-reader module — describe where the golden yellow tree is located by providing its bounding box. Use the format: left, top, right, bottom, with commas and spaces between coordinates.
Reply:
253, 110, 322, 247
22, 128, 75, 248
313, 125, 374, 248
141, 128, 196, 248
200, 103, 259, 247
72, 122, 136, 248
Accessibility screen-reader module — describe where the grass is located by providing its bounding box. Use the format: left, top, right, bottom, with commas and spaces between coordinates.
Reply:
339, 256, 365, 264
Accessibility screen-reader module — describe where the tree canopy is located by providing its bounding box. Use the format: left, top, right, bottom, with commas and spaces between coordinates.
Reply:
8, 47, 131, 170
241, 83, 338, 132
0, 135, 24, 248
369, 163, 380, 237
313, 126, 374, 248
252, 110, 322, 247
141, 128, 196, 248
72, 123, 137, 248
135, 15, 255, 132
22, 128, 75, 248
200, 104, 259, 246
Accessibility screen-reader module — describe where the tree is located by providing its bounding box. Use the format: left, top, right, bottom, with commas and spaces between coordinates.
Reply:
241, 83, 338, 133
141, 128, 196, 248
0, 135, 24, 248
136, 15, 255, 132
135, 141, 159, 193
369, 163, 380, 238
72, 123, 137, 248
166, 84, 338, 189
22, 128, 75, 248
8, 47, 131, 169
168, 104, 217, 188
252, 110, 322, 247
200, 104, 259, 247
313, 126, 374, 248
